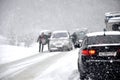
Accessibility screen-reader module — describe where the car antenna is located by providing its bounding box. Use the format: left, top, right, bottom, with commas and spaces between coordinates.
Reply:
103, 28, 106, 36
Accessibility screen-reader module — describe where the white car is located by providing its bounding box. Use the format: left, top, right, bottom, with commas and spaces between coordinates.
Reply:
49, 31, 73, 51
105, 11, 120, 31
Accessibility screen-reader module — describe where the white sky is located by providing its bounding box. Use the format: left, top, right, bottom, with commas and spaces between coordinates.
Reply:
0, 0, 120, 36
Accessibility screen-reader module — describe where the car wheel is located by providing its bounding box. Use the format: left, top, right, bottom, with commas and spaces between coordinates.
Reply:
71, 45, 74, 50
49, 50, 53, 52
67, 47, 71, 51
63, 46, 68, 51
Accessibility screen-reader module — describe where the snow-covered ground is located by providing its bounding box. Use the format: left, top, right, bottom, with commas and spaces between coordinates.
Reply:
0, 44, 79, 80
35, 49, 79, 80
0, 45, 32, 64
0, 36, 79, 80
0, 42, 50, 64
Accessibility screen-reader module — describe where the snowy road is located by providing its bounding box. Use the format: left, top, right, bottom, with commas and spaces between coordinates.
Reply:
0, 49, 79, 80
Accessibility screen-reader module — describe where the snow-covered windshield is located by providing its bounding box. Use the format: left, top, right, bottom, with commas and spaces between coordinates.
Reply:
52, 33, 68, 38
88, 35, 120, 45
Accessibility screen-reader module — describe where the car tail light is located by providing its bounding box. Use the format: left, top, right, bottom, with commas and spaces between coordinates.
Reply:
82, 50, 89, 56
82, 49, 96, 56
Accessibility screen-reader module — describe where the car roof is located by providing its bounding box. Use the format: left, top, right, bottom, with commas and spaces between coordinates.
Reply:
52, 30, 69, 34
86, 31, 120, 37
105, 11, 120, 17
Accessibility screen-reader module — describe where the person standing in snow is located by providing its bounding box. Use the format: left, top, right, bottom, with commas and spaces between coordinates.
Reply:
71, 32, 77, 45
37, 32, 47, 52
47, 32, 51, 51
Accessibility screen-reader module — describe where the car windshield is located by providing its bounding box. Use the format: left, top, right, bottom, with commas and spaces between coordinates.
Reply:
76, 31, 86, 39
52, 32, 68, 38
88, 35, 120, 45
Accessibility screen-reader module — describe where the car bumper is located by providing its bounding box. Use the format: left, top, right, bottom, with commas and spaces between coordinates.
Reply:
49, 44, 71, 51
79, 58, 120, 79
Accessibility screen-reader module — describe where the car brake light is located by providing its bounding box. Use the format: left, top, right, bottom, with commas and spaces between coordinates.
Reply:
82, 50, 89, 56
82, 49, 96, 56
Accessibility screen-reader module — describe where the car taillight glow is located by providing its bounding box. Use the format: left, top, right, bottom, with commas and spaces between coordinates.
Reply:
89, 50, 96, 55
82, 49, 96, 56
82, 50, 89, 56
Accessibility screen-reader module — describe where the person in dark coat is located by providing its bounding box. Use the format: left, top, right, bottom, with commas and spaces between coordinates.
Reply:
37, 32, 47, 52
71, 32, 77, 45
47, 32, 51, 51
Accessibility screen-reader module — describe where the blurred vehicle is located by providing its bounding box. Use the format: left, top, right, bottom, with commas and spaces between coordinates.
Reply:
105, 11, 120, 23
71, 29, 87, 48
78, 31, 120, 80
105, 11, 120, 31
49, 30, 73, 52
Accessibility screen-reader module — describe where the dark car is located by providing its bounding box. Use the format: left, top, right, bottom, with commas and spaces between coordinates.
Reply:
77, 31, 120, 80
72, 30, 87, 48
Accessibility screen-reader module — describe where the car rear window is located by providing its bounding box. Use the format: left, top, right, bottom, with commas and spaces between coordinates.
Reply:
87, 35, 120, 45
52, 33, 68, 38
76, 31, 86, 39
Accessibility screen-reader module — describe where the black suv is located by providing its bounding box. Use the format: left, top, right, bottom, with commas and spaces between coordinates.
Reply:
78, 31, 120, 80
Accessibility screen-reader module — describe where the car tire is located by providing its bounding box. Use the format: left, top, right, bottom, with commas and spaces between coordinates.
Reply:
49, 50, 53, 52
67, 47, 71, 51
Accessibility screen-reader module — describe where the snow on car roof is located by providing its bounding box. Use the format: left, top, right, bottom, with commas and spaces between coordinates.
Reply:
52, 30, 69, 34
88, 43, 120, 47
105, 11, 120, 16
86, 31, 120, 37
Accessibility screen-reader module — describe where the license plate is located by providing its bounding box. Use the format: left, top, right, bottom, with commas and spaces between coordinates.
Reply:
99, 52, 116, 56
56, 44, 62, 47
55, 43, 62, 47
56, 45, 62, 47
